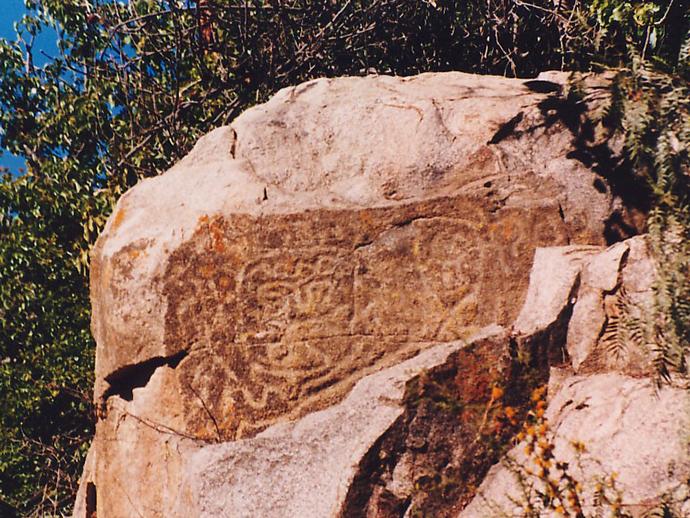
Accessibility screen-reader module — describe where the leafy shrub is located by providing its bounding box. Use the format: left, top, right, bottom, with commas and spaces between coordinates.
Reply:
587, 52, 690, 385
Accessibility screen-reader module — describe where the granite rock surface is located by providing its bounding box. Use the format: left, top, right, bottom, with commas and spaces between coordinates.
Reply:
73, 71, 665, 518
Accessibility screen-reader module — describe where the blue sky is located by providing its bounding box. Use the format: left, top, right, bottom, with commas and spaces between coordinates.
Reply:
0, 1, 26, 42
0, 0, 57, 175
0, 1, 28, 174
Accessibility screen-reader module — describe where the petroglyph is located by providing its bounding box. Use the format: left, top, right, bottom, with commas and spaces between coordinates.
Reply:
81, 72, 628, 517
160, 195, 568, 439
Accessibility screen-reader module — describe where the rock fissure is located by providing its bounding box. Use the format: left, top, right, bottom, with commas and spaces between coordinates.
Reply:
338, 322, 566, 518
118, 408, 203, 442
185, 383, 224, 443
353, 213, 476, 250
487, 111, 524, 145
229, 128, 237, 158
113, 476, 146, 518
522, 79, 562, 94
101, 349, 189, 406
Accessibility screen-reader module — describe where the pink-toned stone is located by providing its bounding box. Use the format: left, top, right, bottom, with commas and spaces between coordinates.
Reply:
76, 71, 627, 517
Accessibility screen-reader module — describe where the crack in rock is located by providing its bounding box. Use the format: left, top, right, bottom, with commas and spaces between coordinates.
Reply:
101, 350, 189, 405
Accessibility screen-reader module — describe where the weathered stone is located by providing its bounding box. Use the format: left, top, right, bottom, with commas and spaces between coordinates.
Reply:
91, 367, 202, 517
621, 235, 657, 293
580, 240, 628, 291
340, 328, 520, 518
172, 327, 507, 518
459, 236, 690, 518
460, 373, 690, 518
510, 237, 658, 376
566, 286, 606, 370
568, 236, 657, 375
170, 238, 621, 518
157, 200, 566, 443
565, 241, 630, 371
513, 245, 598, 337
77, 71, 628, 516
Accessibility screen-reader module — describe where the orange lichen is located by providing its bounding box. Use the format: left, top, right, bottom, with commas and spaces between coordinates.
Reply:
110, 206, 127, 233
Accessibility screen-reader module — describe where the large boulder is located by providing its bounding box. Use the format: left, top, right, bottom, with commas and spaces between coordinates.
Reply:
76, 71, 638, 516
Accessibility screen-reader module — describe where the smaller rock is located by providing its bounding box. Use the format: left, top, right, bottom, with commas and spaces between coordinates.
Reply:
513, 246, 598, 337
621, 235, 657, 294
460, 373, 690, 518
580, 240, 628, 291
460, 235, 689, 518
567, 287, 606, 370
568, 236, 657, 375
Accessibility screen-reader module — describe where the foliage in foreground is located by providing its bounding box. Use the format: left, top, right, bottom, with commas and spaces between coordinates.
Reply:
584, 51, 690, 387
617, 58, 690, 385
0, 0, 687, 514
485, 386, 632, 517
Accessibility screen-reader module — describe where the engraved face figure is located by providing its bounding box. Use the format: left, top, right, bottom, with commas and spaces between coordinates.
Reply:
162, 199, 566, 439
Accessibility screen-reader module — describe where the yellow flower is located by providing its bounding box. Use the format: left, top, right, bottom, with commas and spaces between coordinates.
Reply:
536, 457, 552, 469
538, 439, 552, 451
531, 385, 547, 402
